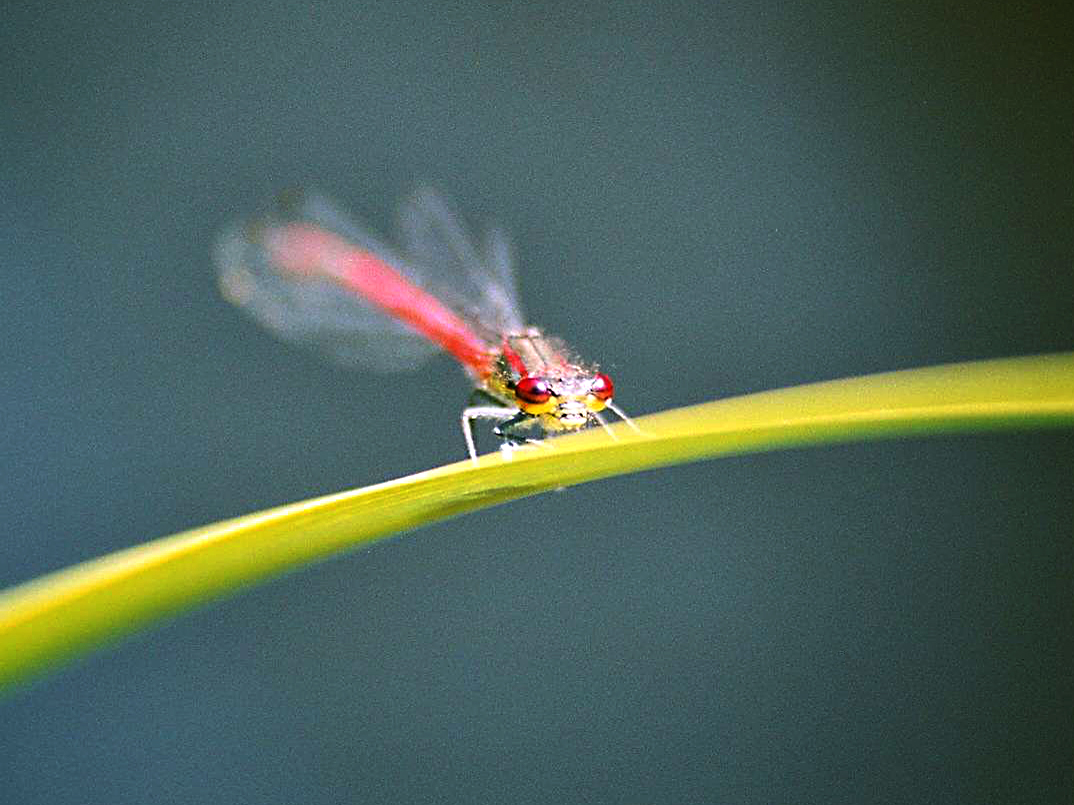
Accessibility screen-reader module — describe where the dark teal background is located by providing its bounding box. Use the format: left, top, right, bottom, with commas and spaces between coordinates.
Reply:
2, 2, 1072, 802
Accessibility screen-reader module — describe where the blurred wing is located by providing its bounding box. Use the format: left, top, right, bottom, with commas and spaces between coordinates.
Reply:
397, 187, 525, 337
215, 190, 443, 372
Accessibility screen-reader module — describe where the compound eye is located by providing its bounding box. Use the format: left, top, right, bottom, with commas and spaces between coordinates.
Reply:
590, 372, 614, 401
515, 376, 552, 405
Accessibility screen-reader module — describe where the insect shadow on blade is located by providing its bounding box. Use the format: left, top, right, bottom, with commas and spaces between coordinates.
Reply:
215, 187, 640, 460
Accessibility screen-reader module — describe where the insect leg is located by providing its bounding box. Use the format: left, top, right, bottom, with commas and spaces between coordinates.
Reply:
493, 411, 550, 460
591, 411, 619, 441
461, 405, 519, 462
605, 401, 644, 434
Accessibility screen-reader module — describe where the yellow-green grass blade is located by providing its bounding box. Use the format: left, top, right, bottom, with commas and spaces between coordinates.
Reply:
2, 352, 1073, 692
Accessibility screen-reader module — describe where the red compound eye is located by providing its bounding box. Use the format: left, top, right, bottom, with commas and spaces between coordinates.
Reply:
590, 373, 614, 401
515, 376, 552, 405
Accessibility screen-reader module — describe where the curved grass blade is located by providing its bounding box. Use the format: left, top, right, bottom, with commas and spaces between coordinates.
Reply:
2, 352, 1073, 692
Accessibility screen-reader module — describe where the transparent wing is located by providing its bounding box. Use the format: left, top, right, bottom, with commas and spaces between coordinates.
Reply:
215, 190, 443, 372
397, 187, 525, 338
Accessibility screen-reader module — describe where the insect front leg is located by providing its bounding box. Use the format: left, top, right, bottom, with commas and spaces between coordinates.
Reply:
605, 400, 644, 434
460, 405, 521, 462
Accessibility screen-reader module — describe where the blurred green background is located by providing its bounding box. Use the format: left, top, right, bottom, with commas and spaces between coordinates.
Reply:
2, 2, 1071, 802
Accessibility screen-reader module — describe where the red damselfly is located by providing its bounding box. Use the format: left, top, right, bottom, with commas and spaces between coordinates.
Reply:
216, 188, 638, 460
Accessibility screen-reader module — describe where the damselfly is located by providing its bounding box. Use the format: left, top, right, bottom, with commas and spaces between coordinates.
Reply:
216, 188, 638, 460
